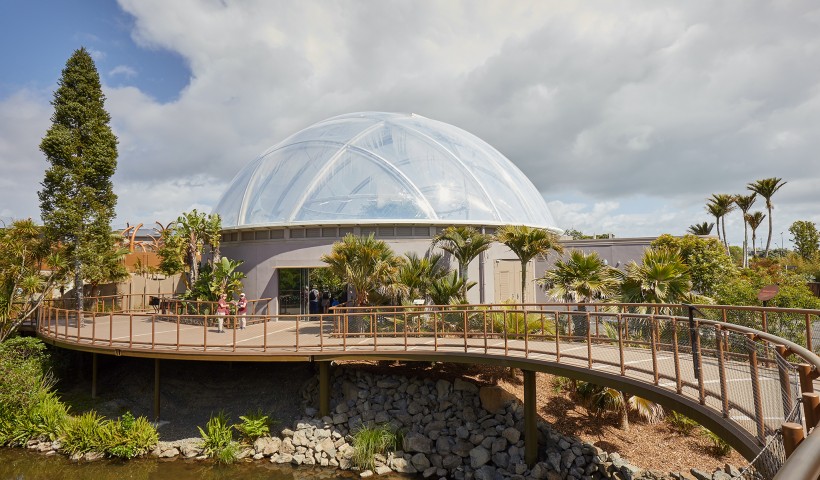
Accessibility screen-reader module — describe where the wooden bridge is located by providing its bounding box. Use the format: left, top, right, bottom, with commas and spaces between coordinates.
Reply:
33, 298, 820, 479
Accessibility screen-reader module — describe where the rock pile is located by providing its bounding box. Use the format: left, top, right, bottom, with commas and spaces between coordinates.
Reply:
25, 366, 744, 480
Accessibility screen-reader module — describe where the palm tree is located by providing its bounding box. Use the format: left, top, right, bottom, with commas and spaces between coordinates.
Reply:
747, 177, 787, 257
396, 252, 447, 303
495, 225, 563, 305
707, 194, 736, 255
734, 194, 756, 268
431, 226, 493, 300
687, 222, 714, 236
576, 381, 664, 431
706, 202, 723, 244
538, 250, 617, 337
429, 271, 474, 305
746, 211, 766, 258
615, 247, 694, 311
321, 234, 402, 306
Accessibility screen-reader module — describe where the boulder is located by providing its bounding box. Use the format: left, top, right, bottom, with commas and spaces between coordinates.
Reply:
411, 452, 431, 470
403, 432, 432, 454
454, 378, 479, 394
469, 446, 491, 468
479, 386, 516, 414
253, 436, 281, 456
501, 427, 520, 444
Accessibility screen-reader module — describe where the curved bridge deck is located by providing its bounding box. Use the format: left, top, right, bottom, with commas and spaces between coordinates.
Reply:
35, 303, 820, 479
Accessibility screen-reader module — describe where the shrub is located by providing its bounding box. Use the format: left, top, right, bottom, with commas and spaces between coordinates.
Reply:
106, 412, 159, 459
234, 409, 275, 441
666, 411, 699, 435
198, 412, 238, 464
701, 428, 732, 456
9, 392, 69, 444
61, 411, 109, 455
351, 423, 398, 471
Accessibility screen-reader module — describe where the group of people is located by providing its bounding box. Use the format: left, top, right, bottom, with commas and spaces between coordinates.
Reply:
303, 285, 342, 316
215, 292, 248, 333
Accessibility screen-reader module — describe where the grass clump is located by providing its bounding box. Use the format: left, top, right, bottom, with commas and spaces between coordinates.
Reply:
106, 412, 159, 459
199, 411, 239, 464
666, 411, 699, 435
351, 423, 398, 471
234, 409, 276, 441
701, 428, 732, 456
61, 411, 109, 455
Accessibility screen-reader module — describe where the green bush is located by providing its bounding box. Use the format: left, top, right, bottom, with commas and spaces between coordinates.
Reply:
61, 411, 109, 455
351, 423, 398, 471
9, 392, 69, 444
198, 411, 238, 464
701, 428, 732, 456
106, 412, 159, 459
666, 411, 699, 435
234, 410, 275, 441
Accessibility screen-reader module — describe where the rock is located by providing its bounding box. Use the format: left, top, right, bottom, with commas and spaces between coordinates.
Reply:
254, 436, 281, 456
83, 451, 105, 462
530, 462, 550, 479
443, 453, 462, 469
452, 439, 473, 457
474, 465, 497, 480
479, 386, 517, 414
501, 427, 520, 444
180, 443, 201, 458
546, 451, 561, 471
375, 465, 393, 475
454, 378, 479, 394
712, 470, 732, 480
469, 446, 491, 468
403, 432, 432, 453
360, 469, 373, 477
491, 436, 508, 454
690, 469, 711, 480
412, 452, 431, 470
377, 378, 401, 389
236, 447, 253, 460
725, 464, 741, 477
158, 448, 179, 458
318, 437, 337, 458
390, 456, 418, 474
422, 466, 438, 478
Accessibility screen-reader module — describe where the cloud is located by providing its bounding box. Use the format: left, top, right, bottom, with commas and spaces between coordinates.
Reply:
109, 65, 137, 78
2, 0, 819, 244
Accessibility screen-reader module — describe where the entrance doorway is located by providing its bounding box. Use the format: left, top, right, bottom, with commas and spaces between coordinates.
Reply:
277, 268, 345, 315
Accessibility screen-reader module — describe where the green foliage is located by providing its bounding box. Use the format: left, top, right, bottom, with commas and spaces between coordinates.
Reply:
747, 177, 787, 257
789, 220, 819, 261
687, 222, 714, 236
701, 428, 732, 456
396, 252, 448, 303
351, 423, 398, 471
615, 247, 703, 310
563, 229, 614, 240
538, 250, 616, 303
651, 234, 735, 296
9, 392, 69, 445
666, 411, 699, 435
429, 271, 474, 305
0, 220, 67, 341
198, 411, 238, 464
38, 48, 119, 312
185, 256, 247, 302
321, 234, 403, 306
105, 412, 159, 459
61, 411, 109, 455
234, 410, 274, 441
432, 226, 493, 299
157, 210, 222, 289
495, 225, 563, 303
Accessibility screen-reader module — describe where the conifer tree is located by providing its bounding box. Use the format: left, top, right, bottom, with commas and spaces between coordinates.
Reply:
39, 47, 119, 312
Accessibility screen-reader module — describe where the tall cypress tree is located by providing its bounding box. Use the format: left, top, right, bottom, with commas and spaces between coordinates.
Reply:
39, 47, 119, 312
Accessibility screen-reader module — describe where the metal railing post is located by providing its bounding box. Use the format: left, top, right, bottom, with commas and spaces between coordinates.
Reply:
746, 333, 766, 442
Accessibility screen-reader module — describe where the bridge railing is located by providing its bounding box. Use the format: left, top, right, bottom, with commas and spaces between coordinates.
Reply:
35, 301, 820, 479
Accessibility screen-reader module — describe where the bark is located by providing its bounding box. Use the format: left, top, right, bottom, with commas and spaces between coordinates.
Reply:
743, 219, 749, 268
75, 260, 83, 314
765, 205, 773, 257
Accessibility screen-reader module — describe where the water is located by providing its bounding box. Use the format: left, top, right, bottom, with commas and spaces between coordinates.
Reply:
0, 449, 407, 480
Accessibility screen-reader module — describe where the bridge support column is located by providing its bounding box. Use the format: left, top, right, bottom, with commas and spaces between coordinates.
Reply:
319, 361, 330, 417
524, 369, 537, 467
91, 353, 98, 399
782, 422, 805, 458
154, 359, 160, 421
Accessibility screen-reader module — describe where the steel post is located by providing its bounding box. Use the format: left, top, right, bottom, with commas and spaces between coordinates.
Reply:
524, 369, 537, 467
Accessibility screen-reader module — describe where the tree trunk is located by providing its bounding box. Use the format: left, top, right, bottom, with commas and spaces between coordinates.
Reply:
520, 261, 527, 306
75, 260, 83, 314
619, 392, 630, 431
721, 218, 729, 255
751, 231, 758, 257
460, 263, 468, 300
765, 205, 773, 257
743, 219, 749, 268
715, 217, 721, 242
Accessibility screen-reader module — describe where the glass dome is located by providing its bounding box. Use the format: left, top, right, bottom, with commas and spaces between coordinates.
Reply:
214, 112, 560, 231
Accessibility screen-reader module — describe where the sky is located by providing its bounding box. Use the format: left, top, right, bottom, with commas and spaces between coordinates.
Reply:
1, 0, 818, 249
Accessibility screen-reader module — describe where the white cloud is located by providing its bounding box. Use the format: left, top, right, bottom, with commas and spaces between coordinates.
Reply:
2, 0, 819, 244
109, 65, 138, 78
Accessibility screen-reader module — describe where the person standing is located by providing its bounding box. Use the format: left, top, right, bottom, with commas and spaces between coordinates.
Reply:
309, 285, 320, 318
237, 293, 248, 329
216, 293, 229, 333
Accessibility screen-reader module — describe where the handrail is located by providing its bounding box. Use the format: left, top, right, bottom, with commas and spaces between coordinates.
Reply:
35, 299, 820, 479
773, 426, 820, 479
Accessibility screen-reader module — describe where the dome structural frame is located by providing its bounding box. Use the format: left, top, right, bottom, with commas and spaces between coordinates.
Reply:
214, 112, 561, 233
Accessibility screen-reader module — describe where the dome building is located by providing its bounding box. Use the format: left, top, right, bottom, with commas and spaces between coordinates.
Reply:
215, 112, 562, 313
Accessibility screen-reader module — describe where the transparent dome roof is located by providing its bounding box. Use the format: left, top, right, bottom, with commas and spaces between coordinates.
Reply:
214, 112, 560, 231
